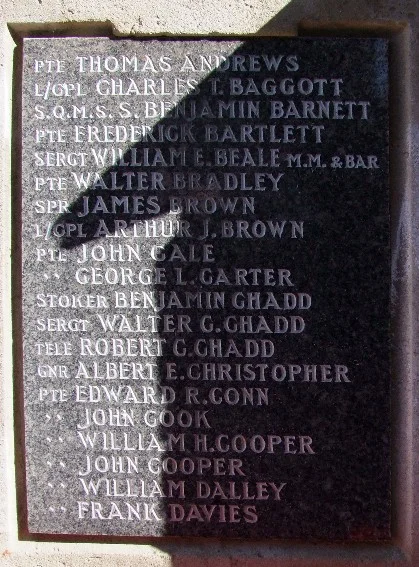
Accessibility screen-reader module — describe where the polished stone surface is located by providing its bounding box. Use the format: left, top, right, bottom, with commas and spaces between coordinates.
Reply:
21, 37, 390, 539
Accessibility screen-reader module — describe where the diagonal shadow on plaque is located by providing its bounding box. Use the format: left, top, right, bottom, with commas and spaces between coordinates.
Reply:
52, 38, 390, 540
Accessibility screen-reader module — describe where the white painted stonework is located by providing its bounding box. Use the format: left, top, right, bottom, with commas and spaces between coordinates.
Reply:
1, 0, 419, 564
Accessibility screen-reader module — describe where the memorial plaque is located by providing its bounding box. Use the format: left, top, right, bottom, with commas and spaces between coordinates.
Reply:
20, 37, 390, 539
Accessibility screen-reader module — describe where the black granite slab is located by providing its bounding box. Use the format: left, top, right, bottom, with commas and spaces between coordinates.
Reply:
20, 37, 390, 540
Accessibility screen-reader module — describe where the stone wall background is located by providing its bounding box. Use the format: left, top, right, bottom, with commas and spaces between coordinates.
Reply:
0, 0, 418, 564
